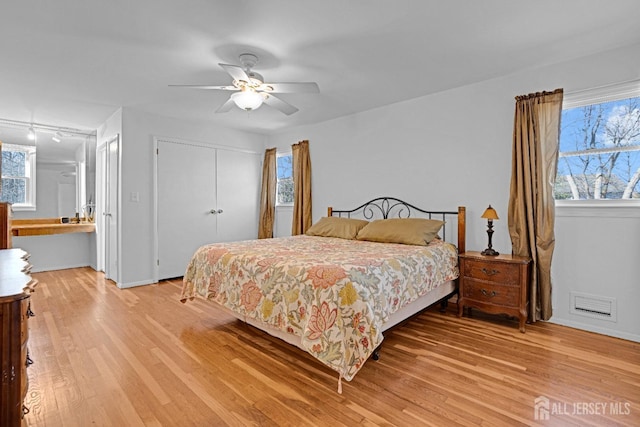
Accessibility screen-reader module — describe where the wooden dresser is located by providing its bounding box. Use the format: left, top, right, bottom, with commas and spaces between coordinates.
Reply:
0, 248, 37, 426
457, 251, 531, 332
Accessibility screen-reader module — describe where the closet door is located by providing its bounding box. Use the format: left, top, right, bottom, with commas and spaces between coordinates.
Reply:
157, 141, 218, 280
215, 149, 261, 243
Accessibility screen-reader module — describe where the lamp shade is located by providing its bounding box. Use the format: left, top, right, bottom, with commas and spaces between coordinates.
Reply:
481, 205, 499, 220
231, 89, 263, 111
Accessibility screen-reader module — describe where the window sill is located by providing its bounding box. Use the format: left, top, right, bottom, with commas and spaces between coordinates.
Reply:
9, 205, 36, 212
555, 200, 640, 218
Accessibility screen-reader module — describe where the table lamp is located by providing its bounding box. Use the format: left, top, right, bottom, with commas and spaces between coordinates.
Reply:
481, 205, 499, 256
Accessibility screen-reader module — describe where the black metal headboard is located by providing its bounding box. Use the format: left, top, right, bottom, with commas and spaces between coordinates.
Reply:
328, 197, 466, 252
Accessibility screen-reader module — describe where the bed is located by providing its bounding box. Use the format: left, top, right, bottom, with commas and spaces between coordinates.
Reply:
180, 197, 466, 392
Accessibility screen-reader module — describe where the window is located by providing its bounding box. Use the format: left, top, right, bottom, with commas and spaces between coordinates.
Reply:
1, 143, 37, 210
276, 153, 293, 205
554, 82, 640, 201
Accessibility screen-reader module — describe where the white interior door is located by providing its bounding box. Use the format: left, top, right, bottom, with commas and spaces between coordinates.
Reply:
216, 149, 261, 242
96, 135, 120, 281
96, 144, 105, 272
157, 140, 218, 280
106, 136, 120, 282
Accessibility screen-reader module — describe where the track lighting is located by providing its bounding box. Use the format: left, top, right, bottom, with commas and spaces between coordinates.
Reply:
0, 118, 94, 143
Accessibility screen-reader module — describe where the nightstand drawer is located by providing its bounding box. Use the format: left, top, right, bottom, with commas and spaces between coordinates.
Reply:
462, 279, 520, 307
464, 261, 519, 286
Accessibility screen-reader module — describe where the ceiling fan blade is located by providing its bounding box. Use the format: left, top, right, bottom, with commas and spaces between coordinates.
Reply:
215, 97, 235, 114
169, 84, 237, 91
258, 82, 319, 93
219, 63, 251, 84
262, 93, 299, 115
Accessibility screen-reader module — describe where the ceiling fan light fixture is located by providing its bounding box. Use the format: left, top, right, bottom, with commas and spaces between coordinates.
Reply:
231, 89, 263, 111
172, 52, 318, 115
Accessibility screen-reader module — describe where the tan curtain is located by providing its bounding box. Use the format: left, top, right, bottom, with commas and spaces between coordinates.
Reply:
258, 148, 277, 239
291, 140, 312, 235
508, 89, 563, 322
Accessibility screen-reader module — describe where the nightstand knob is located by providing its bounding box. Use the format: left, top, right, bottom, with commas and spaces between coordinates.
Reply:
481, 289, 497, 298
481, 268, 499, 276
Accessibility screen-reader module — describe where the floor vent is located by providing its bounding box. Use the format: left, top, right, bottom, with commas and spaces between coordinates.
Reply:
570, 291, 617, 322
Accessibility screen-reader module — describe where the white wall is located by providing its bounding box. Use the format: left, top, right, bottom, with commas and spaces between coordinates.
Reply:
267, 41, 640, 341
116, 108, 266, 288
554, 207, 639, 341
274, 205, 293, 238
267, 76, 518, 254
98, 108, 123, 144
14, 233, 93, 272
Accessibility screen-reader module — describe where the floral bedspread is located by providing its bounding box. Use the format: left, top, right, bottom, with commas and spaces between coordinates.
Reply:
180, 235, 458, 382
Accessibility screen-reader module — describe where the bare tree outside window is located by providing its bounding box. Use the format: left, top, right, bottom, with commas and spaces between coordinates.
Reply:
276, 154, 293, 205
1, 145, 29, 204
554, 97, 640, 200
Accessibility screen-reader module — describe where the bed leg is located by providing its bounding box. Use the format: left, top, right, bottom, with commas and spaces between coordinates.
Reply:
439, 298, 448, 313
372, 346, 381, 361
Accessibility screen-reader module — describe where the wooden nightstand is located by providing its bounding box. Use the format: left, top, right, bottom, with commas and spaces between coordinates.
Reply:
457, 251, 531, 332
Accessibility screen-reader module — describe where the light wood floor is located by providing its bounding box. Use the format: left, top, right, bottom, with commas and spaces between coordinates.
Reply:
23, 267, 639, 426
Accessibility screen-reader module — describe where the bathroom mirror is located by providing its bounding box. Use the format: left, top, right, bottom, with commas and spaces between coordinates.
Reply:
0, 120, 96, 219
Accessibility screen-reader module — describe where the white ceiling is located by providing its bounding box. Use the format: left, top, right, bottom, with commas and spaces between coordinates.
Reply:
1, 0, 640, 136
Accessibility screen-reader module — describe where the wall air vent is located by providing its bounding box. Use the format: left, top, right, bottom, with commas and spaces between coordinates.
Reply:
570, 291, 617, 322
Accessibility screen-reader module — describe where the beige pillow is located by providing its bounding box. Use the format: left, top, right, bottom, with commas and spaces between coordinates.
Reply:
305, 217, 369, 240
356, 218, 444, 246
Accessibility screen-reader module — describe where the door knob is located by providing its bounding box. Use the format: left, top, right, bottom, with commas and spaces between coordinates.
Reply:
209, 209, 217, 215
217, 209, 223, 214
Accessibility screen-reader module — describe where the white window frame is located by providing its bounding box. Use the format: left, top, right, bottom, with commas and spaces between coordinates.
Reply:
555, 80, 640, 212
276, 151, 294, 207
1, 143, 37, 211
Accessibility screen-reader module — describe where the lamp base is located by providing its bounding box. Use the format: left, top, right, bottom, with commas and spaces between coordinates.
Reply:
481, 248, 500, 256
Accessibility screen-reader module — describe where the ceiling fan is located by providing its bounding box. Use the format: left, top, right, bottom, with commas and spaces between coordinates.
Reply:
170, 53, 319, 115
